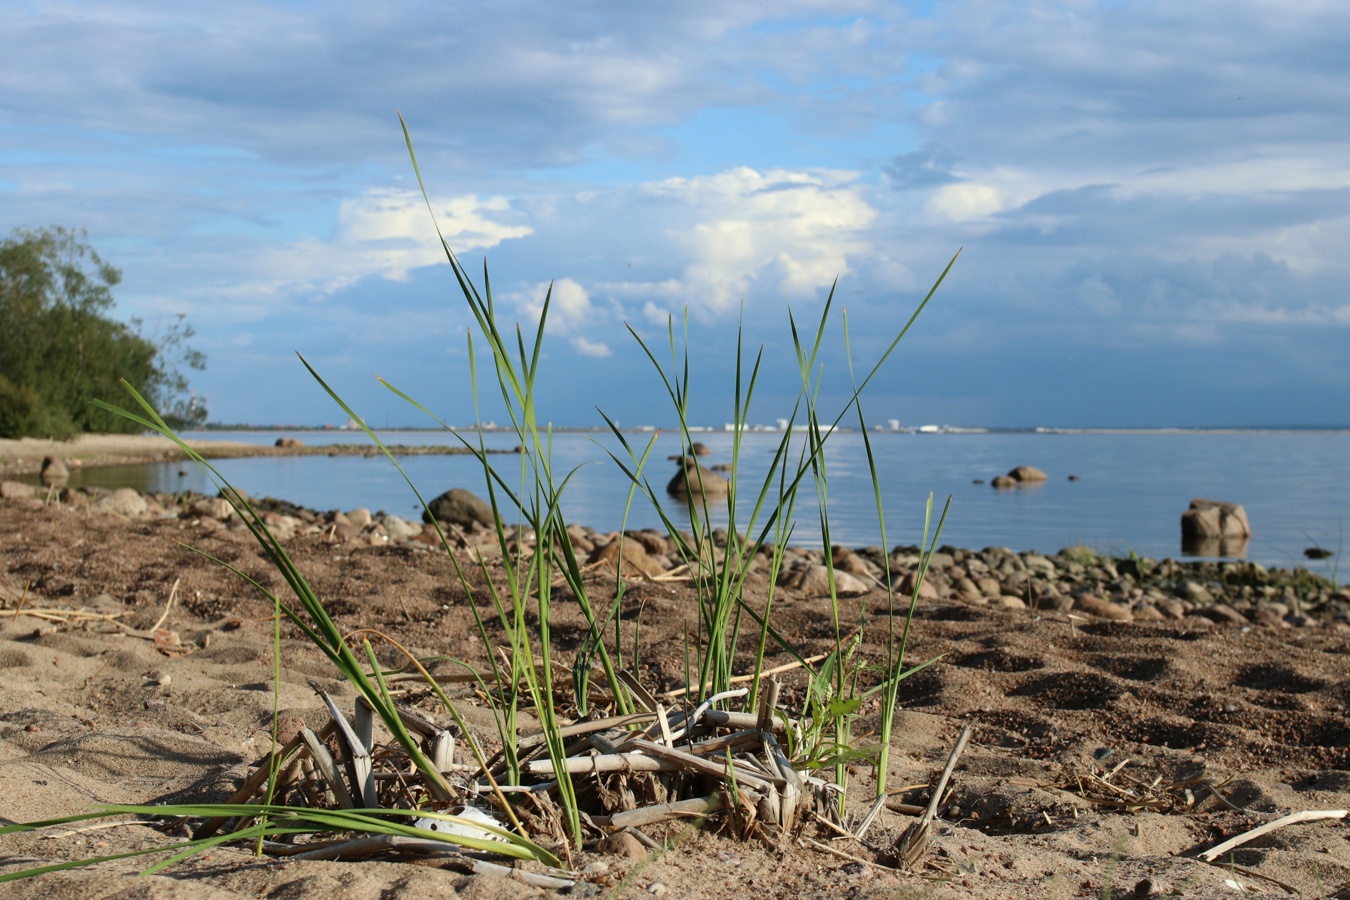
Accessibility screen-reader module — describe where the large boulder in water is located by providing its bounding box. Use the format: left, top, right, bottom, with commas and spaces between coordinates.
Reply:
992, 465, 1047, 489
667, 462, 730, 499
424, 487, 495, 528
1181, 498, 1251, 558
1181, 498, 1250, 539
40, 456, 69, 488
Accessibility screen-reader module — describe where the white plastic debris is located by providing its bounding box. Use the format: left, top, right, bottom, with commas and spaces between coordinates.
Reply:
414, 805, 510, 843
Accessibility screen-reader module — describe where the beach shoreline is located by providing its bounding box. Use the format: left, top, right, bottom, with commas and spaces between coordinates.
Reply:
2, 483, 1350, 896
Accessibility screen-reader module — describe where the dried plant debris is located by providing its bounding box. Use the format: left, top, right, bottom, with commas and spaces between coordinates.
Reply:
1027, 755, 1239, 815
100, 674, 974, 884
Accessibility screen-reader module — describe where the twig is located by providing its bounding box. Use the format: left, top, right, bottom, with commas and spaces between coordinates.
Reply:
43, 820, 158, 838
517, 712, 656, 751
802, 836, 902, 873
659, 654, 829, 699
597, 793, 726, 829
1199, 809, 1347, 862
150, 578, 181, 632
892, 723, 973, 870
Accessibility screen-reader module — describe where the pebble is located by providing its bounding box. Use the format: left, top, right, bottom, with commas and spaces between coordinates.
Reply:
647, 882, 669, 895
1074, 595, 1133, 622
599, 832, 646, 861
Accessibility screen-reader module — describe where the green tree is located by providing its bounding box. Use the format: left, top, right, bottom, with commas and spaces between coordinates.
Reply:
0, 226, 207, 439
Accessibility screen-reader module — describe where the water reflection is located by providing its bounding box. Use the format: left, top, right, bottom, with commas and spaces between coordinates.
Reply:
1181, 536, 1250, 559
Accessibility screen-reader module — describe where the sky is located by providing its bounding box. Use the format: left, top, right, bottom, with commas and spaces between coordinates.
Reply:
3, 0, 1349, 430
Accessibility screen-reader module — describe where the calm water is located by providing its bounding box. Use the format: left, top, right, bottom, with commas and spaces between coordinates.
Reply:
59, 429, 1349, 572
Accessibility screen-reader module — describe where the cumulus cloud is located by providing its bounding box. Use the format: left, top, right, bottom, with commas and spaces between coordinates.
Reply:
571, 336, 613, 357
6, 0, 1350, 425
252, 189, 532, 295
638, 167, 877, 316
505, 277, 613, 357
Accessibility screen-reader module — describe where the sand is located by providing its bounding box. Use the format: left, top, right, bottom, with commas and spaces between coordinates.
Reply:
1, 445, 1349, 897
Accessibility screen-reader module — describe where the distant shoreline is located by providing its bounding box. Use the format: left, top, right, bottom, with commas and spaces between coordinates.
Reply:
189, 425, 1350, 435
0, 434, 511, 478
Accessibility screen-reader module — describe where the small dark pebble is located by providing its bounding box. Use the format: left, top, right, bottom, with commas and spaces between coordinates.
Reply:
1093, 747, 1114, 760
1133, 878, 1153, 899
972, 479, 985, 485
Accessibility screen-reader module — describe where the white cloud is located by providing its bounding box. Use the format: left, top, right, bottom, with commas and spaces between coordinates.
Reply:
643, 301, 674, 326
513, 277, 596, 333
256, 189, 531, 294
571, 336, 612, 357
640, 167, 877, 316
927, 182, 1003, 222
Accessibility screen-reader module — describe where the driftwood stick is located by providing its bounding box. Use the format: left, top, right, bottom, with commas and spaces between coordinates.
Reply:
658, 652, 830, 698
316, 689, 376, 808
599, 793, 727, 829
925, 723, 973, 822
629, 739, 783, 792
526, 752, 676, 776
194, 721, 336, 839
684, 729, 762, 756
700, 710, 787, 732
518, 712, 656, 750
892, 722, 974, 871
300, 726, 354, 809
756, 678, 781, 735
1199, 809, 1348, 863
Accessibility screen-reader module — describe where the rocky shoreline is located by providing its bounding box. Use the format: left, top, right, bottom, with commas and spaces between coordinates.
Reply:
4, 477, 1346, 630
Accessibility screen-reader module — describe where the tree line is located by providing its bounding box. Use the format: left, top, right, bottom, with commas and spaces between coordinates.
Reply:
0, 226, 206, 439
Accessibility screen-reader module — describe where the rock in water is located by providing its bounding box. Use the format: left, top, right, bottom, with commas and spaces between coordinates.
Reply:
689, 441, 712, 457
991, 465, 1047, 488
424, 487, 496, 528
1181, 498, 1251, 558
40, 456, 69, 488
667, 462, 730, 499
1181, 498, 1251, 539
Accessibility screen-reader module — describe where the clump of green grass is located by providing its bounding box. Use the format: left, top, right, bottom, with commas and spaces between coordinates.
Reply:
0, 117, 956, 883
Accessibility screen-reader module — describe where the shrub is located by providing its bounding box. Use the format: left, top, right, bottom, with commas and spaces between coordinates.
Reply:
0, 226, 206, 438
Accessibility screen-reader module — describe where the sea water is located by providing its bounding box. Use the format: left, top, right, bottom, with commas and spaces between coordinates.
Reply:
60, 429, 1349, 572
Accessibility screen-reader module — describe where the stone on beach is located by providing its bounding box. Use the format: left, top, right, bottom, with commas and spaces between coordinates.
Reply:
92, 487, 148, 517
787, 564, 870, 597
589, 536, 664, 578
424, 487, 495, 528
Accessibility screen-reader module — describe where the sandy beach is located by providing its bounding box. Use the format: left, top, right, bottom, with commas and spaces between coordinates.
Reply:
1, 447, 1349, 897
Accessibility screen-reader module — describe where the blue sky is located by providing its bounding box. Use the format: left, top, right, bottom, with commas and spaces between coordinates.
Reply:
3, 0, 1348, 429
